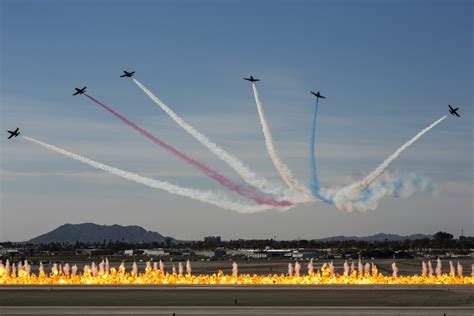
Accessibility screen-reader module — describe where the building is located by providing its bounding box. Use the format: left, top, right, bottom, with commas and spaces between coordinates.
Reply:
77, 249, 115, 256
143, 249, 167, 256
247, 250, 267, 259
300, 251, 325, 260
266, 249, 292, 258
195, 250, 215, 257
0, 248, 19, 256
204, 236, 221, 245
124, 249, 144, 256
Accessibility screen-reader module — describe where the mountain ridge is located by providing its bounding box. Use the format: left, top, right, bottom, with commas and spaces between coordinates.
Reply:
28, 223, 174, 244
28, 223, 434, 244
317, 233, 432, 242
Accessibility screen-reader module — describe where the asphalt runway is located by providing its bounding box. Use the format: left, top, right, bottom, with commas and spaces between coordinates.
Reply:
1, 306, 474, 315
1, 285, 473, 315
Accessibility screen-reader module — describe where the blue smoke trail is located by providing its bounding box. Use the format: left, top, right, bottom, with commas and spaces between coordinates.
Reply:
308, 98, 437, 210
309, 98, 333, 203
338, 172, 436, 211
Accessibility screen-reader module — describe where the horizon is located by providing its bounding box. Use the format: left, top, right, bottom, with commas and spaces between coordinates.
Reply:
1, 0, 472, 241
3, 222, 470, 243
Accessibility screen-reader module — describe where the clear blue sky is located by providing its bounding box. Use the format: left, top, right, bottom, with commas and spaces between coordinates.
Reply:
1, 0, 472, 241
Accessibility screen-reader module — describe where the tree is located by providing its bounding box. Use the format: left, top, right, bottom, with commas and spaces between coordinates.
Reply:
433, 231, 454, 249
165, 238, 173, 248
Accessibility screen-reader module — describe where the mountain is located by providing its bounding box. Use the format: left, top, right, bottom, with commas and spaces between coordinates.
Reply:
318, 233, 432, 242
28, 223, 174, 244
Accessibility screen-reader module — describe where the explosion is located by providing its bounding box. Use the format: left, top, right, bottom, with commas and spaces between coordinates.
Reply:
1, 259, 472, 286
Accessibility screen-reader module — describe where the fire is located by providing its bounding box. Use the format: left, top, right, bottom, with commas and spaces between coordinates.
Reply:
1, 259, 472, 285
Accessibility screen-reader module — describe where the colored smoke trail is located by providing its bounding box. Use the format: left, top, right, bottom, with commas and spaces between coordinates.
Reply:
323, 171, 436, 212
251, 83, 313, 200
309, 98, 332, 203
22, 136, 280, 214
131, 79, 289, 200
331, 116, 447, 212
84, 94, 291, 207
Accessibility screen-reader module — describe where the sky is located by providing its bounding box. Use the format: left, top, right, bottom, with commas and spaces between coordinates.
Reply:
0, 0, 472, 241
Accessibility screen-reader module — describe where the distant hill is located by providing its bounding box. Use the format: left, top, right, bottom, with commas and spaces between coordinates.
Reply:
318, 233, 432, 242
29, 223, 174, 244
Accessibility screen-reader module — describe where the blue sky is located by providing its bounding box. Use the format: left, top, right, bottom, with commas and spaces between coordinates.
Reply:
1, 0, 472, 241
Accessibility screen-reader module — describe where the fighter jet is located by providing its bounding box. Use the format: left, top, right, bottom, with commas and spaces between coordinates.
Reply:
311, 91, 326, 100
73, 86, 87, 96
120, 70, 135, 78
7, 128, 20, 139
244, 76, 260, 83
448, 105, 460, 117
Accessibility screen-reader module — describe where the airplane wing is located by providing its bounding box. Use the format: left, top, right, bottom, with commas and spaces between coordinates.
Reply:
73, 91, 79, 96
454, 112, 460, 117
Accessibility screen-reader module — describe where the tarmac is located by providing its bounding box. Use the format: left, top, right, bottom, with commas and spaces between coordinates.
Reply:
1, 285, 473, 315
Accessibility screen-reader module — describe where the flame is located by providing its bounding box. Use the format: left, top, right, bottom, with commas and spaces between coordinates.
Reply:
1, 260, 472, 285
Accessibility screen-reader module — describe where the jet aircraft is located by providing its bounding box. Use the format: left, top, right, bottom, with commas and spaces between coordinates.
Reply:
73, 87, 87, 96
120, 70, 135, 78
448, 105, 460, 117
311, 91, 326, 99
244, 76, 260, 82
7, 128, 20, 139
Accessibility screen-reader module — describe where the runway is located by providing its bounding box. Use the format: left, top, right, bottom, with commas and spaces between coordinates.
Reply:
2, 306, 474, 315
1, 285, 473, 315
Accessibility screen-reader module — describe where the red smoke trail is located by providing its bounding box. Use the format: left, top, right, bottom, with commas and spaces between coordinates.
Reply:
84, 94, 291, 207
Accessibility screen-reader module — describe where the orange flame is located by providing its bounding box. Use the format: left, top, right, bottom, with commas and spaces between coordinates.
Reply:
1, 260, 472, 285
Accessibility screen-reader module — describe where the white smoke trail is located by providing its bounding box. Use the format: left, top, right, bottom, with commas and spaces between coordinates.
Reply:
23, 136, 284, 214
251, 83, 314, 200
351, 116, 446, 193
323, 171, 436, 212
331, 116, 447, 212
132, 78, 295, 200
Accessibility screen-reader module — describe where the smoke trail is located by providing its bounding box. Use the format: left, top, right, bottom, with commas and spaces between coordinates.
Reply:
251, 83, 313, 200
331, 116, 447, 212
322, 171, 436, 212
83, 94, 291, 207
132, 78, 292, 200
23, 136, 282, 214
309, 98, 332, 203
346, 115, 446, 193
